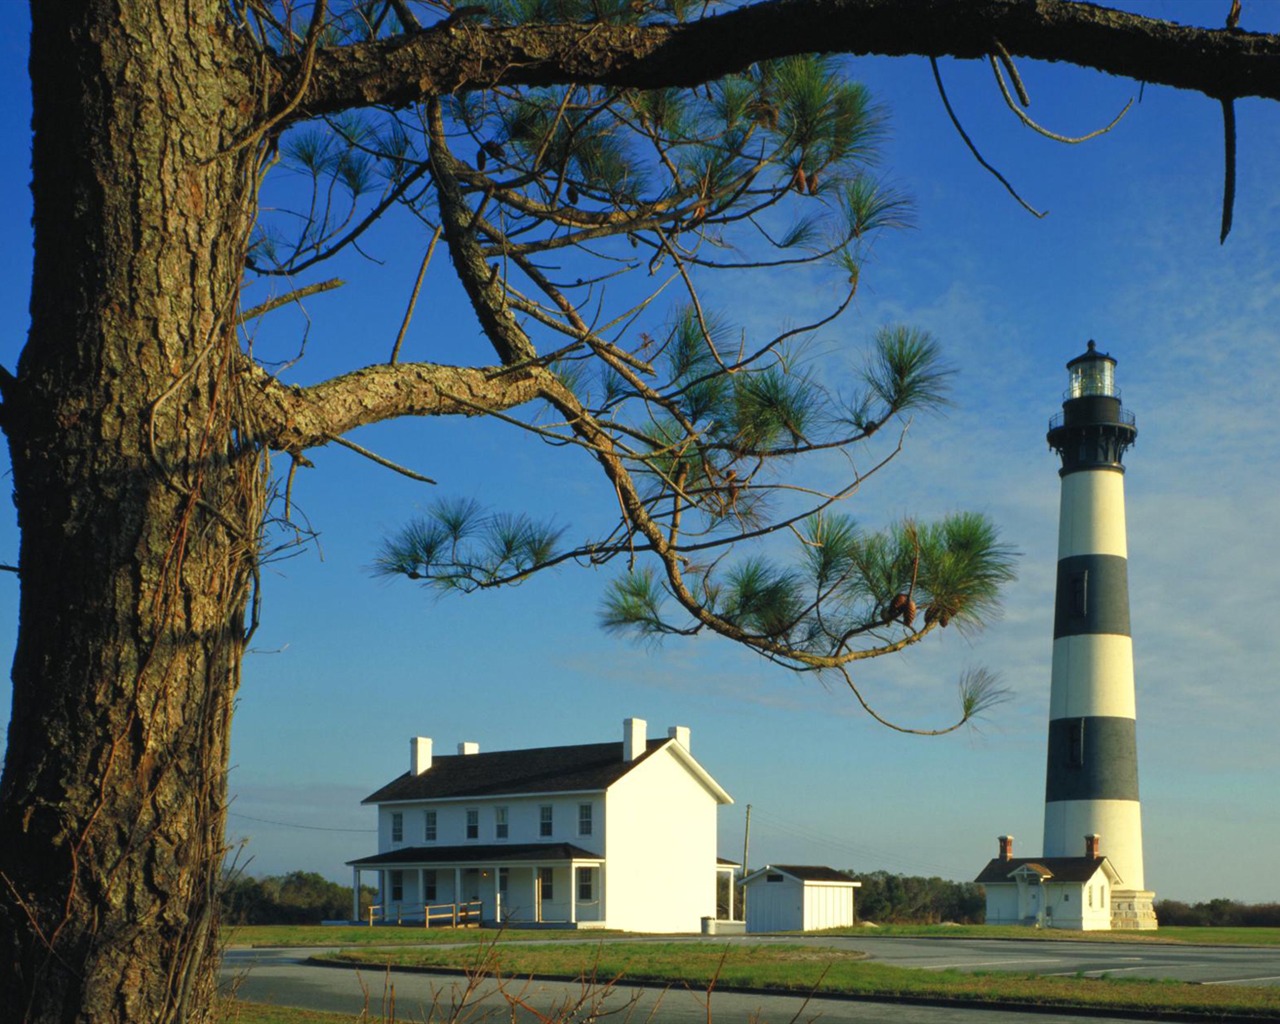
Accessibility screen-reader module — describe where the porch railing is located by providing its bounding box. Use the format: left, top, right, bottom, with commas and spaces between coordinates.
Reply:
366, 900, 483, 927
425, 899, 484, 928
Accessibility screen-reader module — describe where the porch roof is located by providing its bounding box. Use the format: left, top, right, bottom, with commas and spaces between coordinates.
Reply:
347, 842, 604, 868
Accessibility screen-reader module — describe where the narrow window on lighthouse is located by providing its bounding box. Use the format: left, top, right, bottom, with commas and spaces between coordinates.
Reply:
1070, 571, 1089, 618
1068, 719, 1085, 768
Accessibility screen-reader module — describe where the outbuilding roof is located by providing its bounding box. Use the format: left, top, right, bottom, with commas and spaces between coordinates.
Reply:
740, 864, 860, 886
975, 856, 1117, 885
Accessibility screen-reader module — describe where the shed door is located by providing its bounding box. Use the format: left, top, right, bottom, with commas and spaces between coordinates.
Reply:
750, 876, 799, 932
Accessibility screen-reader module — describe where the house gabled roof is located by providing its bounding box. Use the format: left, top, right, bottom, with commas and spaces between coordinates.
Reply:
347, 842, 604, 867
739, 864, 861, 886
975, 856, 1121, 886
363, 738, 669, 804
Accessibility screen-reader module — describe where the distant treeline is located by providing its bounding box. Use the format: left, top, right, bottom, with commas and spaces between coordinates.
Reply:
220, 870, 372, 925
852, 871, 985, 925
1154, 899, 1280, 928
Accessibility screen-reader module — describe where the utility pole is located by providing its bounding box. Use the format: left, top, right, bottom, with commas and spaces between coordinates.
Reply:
739, 804, 751, 922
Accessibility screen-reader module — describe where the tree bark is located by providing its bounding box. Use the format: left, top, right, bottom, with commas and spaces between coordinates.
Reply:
0, 4, 262, 1021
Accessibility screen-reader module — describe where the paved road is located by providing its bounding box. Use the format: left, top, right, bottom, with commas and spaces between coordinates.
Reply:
220, 936, 1280, 1023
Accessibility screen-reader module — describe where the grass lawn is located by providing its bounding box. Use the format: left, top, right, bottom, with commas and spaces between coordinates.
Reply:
226, 922, 1280, 949
324, 940, 1280, 1018
814, 923, 1280, 946
224, 924, 623, 947
219, 1002, 354, 1024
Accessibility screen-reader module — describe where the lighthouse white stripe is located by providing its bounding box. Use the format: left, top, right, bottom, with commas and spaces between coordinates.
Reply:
1058, 470, 1128, 559
1043, 798, 1145, 891
1050, 635, 1137, 719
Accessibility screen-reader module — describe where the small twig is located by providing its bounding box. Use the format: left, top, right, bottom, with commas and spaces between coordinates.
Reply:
1220, 97, 1236, 244
992, 39, 1030, 106
238, 278, 344, 323
326, 433, 437, 484
835, 664, 967, 736
390, 226, 443, 363
990, 56, 1133, 144
387, 0, 422, 32
930, 58, 1047, 219
221, 0, 328, 158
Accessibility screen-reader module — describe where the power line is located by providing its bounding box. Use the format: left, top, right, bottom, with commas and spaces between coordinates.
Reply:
748, 808, 956, 877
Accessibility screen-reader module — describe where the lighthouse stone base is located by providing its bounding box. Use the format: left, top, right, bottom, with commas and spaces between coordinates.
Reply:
1111, 890, 1158, 930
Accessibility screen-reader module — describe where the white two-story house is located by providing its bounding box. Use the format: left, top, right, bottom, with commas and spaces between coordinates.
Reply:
348, 717, 734, 932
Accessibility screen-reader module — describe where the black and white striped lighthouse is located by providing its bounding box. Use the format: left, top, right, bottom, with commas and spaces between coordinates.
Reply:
1044, 341, 1156, 928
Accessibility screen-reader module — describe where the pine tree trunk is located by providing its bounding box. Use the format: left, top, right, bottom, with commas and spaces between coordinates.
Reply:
1, 4, 263, 1021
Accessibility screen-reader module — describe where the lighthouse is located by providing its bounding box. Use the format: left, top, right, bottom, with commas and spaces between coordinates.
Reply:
1043, 341, 1156, 929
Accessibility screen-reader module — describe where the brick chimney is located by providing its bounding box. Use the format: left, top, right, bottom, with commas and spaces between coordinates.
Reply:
998, 835, 1014, 861
1085, 833, 1101, 859
667, 725, 691, 751
624, 717, 647, 761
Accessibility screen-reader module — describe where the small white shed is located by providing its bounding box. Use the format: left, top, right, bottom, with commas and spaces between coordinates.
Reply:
739, 864, 861, 933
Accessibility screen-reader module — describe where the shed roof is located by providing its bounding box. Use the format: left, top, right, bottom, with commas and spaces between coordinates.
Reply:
740, 864, 860, 886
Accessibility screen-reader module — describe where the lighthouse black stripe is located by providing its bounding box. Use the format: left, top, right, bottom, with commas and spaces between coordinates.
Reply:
1053, 554, 1131, 639
1044, 716, 1139, 802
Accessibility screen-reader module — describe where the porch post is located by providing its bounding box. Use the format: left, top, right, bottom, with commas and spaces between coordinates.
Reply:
351, 867, 360, 922
379, 870, 387, 921
569, 863, 578, 925
418, 867, 426, 920
492, 865, 501, 923
532, 866, 540, 923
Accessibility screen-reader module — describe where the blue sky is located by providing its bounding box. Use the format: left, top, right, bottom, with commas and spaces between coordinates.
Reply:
1, 3, 1277, 904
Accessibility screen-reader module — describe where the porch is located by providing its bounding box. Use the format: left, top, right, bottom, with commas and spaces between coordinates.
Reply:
348, 842, 607, 927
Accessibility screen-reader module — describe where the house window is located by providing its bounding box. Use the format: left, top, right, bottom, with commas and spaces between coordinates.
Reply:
539, 867, 554, 901
539, 805, 553, 837
1101, 885, 1106, 906
498, 868, 509, 894
391, 812, 404, 843
390, 870, 404, 902
495, 806, 509, 840
766, 873, 784, 883
424, 810, 437, 842
1064, 892, 1070, 902
1088, 885, 1093, 908
424, 869, 437, 902
577, 867, 593, 902
466, 808, 479, 840
578, 803, 593, 836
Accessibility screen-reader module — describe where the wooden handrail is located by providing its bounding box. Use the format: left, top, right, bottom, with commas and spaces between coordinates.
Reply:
422, 900, 484, 929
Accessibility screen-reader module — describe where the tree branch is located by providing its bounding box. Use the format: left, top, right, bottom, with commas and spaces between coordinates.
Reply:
240, 356, 552, 452
288, 0, 1280, 121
